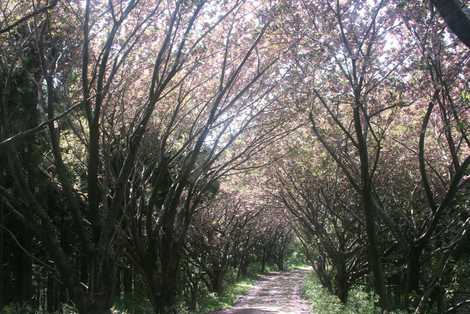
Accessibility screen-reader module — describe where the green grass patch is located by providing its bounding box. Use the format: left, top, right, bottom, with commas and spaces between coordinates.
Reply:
287, 262, 310, 271
303, 273, 407, 314
197, 277, 256, 314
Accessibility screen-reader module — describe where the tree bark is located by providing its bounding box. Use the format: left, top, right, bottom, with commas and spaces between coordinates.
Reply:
238, 256, 249, 279
352, 101, 389, 309
431, 0, 470, 48
0, 204, 4, 309
405, 246, 421, 295
209, 267, 225, 294
334, 255, 349, 303
16, 222, 33, 305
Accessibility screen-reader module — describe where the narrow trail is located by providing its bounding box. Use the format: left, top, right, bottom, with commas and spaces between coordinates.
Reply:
212, 268, 312, 314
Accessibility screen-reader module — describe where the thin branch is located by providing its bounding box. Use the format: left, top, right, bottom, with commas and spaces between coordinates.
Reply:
0, 100, 83, 148
0, 0, 58, 34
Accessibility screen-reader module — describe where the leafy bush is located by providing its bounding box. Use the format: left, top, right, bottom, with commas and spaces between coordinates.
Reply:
303, 273, 408, 314
286, 250, 308, 270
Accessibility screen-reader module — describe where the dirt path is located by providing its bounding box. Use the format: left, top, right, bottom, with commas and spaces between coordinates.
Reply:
211, 268, 312, 314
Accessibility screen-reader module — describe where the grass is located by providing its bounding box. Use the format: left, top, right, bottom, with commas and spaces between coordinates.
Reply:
196, 276, 257, 314
302, 273, 408, 314
287, 262, 310, 271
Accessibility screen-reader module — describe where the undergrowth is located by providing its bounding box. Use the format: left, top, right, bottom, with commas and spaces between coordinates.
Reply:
196, 276, 256, 314
303, 273, 408, 314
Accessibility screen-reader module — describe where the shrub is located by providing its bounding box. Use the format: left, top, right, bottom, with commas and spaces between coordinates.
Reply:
303, 273, 408, 314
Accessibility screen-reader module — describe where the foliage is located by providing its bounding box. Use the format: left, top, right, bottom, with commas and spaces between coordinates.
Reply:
196, 276, 256, 314
285, 241, 309, 270
303, 274, 408, 314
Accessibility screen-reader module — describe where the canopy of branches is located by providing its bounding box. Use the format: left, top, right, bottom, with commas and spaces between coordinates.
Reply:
0, 0, 469, 314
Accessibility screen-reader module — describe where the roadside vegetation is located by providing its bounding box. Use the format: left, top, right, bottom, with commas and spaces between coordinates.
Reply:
303, 274, 407, 314
196, 276, 256, 314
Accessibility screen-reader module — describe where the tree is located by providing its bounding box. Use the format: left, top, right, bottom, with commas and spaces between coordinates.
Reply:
275, 159, 367, 303
1, 0, 284, 312
430, 0, 470, 48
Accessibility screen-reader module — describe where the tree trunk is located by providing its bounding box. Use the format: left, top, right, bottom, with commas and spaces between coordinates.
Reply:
276, 259, 284, 272
238, 256, 249, 279
431, 0, 470, 48
17, 220, 33, 305
78, 300, 113, 314
0, 205, 4, 309
123, 266, 133, 296
158, 276, 178, 314
363, 194, 388, 309
147, 278, 179, 314
405, 246, 421, 295
261, 249, 267, 273
74, 284, 114, 314
145, 240, 182, 314
210, 268, 225, 294
46, 276, 60, 312
75, 256, 116, 314
353, 101, 389, 309
334, 256, 348, 303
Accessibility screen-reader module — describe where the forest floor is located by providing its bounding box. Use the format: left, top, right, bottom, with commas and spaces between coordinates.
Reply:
211, 268, 312, 314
